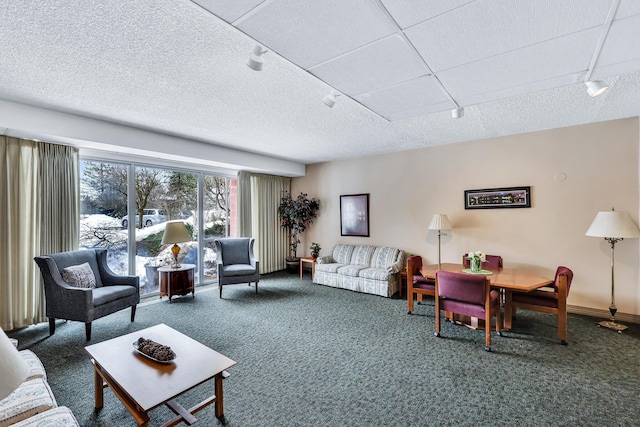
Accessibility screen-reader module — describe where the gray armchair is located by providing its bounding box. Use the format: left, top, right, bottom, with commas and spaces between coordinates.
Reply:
34, 249, 140, 341
215, 238, 260, 298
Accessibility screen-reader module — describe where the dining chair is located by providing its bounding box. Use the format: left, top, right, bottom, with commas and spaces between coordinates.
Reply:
434, 270, 502, 351
505, 266, 573, 344
406, 255, 435, 314
462, 254, 503, 269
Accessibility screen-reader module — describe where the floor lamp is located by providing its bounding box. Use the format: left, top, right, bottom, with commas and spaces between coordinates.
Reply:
585, 208, 640, 332
429, 214, 451, 269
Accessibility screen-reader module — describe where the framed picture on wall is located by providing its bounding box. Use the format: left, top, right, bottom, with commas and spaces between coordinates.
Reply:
340, 194, 370, 237
464, 186, 531, 209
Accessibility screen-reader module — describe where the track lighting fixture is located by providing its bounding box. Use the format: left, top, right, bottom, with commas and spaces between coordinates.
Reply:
584, 80, 609, 97
323, 90, 340, 108
451, 107, 464, 119
247, 45, 267, 71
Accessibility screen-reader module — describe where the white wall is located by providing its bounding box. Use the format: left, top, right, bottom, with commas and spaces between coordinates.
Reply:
293, 118, 640, 318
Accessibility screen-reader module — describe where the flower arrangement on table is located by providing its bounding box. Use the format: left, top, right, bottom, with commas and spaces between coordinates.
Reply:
466, 251, 486, 273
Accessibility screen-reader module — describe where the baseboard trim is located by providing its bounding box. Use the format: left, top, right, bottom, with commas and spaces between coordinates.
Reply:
568, 305, 640, 325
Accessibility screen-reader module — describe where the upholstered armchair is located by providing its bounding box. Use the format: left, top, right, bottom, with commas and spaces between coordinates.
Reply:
34, 249, 140, 341
215, 237, 260, 298
434, 270, 502, 351
406, 255, 435, 314
505, 266, 574, 344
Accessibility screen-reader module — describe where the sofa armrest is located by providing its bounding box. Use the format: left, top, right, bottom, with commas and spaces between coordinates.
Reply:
316, 255, 333, 264
95, 249, 139, 290
386, 250, 406, 274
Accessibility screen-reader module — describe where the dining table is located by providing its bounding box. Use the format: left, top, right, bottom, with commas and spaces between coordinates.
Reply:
419, 263, 554, 330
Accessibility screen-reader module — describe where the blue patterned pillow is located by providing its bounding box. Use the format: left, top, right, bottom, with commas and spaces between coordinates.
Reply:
61, 262, 96, 289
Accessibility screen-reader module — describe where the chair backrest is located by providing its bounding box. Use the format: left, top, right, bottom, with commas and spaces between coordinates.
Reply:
406, 255, 422, 276
436, 270, 487, 305
216, 238, 253, 265
41, 249, 104, 287
462, 254, 503, 268
554, 266, 574, 295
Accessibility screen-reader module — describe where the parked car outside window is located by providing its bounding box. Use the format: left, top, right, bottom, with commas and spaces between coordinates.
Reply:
121, 209, 167, 228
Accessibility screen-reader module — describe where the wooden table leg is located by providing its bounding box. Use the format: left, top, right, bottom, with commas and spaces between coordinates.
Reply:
504, 290, 513, 330
215, 373, 224, 418
93, 360, 104, 409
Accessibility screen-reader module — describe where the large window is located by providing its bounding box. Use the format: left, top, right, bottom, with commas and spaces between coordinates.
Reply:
80, 159, 235, 296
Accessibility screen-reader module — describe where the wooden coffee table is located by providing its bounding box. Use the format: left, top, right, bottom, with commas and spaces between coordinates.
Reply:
85, 324, 236, 426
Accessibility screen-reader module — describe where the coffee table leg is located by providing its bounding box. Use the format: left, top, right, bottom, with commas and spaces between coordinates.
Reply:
93, 360, 104, 409
215, 373, 224, 418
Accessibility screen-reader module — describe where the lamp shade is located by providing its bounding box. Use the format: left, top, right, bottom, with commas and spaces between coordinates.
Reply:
429, 214, 451, 231
0, 328, 28, 401
585, 210, 640, 238
161, 221, 191, 245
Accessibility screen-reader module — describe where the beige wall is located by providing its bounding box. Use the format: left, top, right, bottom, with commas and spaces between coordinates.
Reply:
292, 118, 640, 317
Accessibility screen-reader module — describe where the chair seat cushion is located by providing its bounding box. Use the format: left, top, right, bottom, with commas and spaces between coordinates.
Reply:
92, 285, 137, 306
221, 264, 256, 277
0, 378, 57, 427
11, 406, 79, 427
512, 290, 558, 308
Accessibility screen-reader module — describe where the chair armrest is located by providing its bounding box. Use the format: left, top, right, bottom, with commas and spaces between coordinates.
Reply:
34, 257, 94, 307
95, 249, 139, 290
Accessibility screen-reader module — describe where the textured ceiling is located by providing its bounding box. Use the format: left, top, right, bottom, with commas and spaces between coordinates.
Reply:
1, 0, 640, 166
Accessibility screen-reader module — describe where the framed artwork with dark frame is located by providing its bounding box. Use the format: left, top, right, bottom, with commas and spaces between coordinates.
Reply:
464, 186, 531, 209
340, 194, 370, 237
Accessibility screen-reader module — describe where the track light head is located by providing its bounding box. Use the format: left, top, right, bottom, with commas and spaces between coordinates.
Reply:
323, 90, 340, 108
247, 45, 267, 71
451, 107, 464, 119
584, 80, 608, 97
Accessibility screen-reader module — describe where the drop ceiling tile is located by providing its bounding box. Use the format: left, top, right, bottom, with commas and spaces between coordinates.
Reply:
354, 75, 453, 118
236, 0, 396, 68
380, 0, 475, 29
595, 15, 640, 73
616, 0, 640, 19
309, 35, 428, 96
191, 0, 263, 23
438, 27, 601, 103
405, 0, 611, 72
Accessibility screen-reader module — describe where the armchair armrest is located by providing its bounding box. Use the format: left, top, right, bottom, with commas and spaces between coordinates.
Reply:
95, 249, 139, 290
34, 256, 93, 310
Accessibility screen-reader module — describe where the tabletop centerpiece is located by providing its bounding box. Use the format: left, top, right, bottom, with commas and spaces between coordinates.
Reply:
466, 251, 486, 273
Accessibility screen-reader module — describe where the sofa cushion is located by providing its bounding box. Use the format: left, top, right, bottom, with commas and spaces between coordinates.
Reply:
0, 378, 56, 427
349, 245, 375, 266
92, 285, 137, 306
315, 263, 346, 274
61, 262, 96, 289
19, 350, 47, 381
336, 265, 368, 278
331, 244, 355, 264
11, 406, 79, 427
371, 247, 401, 269
358, 267, 389, 281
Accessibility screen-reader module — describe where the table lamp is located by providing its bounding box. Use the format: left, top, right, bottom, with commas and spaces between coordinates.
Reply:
585, 208, 640, 332
429, 214, 452, 269
0, 328, 29, 401
161, 221, 191, 269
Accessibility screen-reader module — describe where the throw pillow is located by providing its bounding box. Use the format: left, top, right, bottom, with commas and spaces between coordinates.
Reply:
61, 262, 97, 289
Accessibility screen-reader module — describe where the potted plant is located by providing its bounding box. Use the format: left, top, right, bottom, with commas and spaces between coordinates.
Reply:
278, 191, 320, 273
310, 242, 321, 259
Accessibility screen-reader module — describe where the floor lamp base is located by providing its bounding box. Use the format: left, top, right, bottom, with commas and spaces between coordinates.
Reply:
598, 320, 628, 332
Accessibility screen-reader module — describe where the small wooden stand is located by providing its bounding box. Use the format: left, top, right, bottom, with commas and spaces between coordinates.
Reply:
158, 264, 195, 303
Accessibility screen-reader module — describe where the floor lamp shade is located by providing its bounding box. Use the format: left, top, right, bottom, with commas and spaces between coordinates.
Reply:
0, 328, 28, 401
585, 209, 640, 332
162, 221, 191, 268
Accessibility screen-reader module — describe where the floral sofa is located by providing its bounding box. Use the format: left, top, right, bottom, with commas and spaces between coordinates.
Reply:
314, 244, 405, 297
0, 338, 79, 426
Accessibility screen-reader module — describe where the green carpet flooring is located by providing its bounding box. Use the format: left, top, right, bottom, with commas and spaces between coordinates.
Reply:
8, 271, 640, 426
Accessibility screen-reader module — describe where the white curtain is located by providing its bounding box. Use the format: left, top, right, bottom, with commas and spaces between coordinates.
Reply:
0, 137, 79, 331
237, 171, 290, 273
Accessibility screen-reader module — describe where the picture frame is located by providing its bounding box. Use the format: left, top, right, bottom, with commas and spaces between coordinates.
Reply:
464, 186, 531, 209
340, 194, 370, 237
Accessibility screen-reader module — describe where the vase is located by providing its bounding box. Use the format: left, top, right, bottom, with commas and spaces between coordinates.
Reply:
471, 257, 481, 273
311, 251, 319, 258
